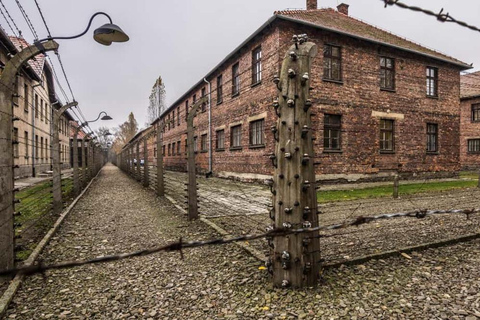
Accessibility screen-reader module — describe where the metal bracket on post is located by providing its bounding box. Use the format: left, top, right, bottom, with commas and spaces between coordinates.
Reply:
271, 34, 320, 288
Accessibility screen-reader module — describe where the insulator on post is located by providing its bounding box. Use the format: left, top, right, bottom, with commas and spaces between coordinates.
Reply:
281, 280, 290, 288
271, 126, 279, 142
12, 117, 20, 122
303, 221, 312, 228
281, 251, 291, 269
302, 155, 310, 165
273, 75, 280, 85
287, 99, 295, 108
288, 69, 296, 78
302, 238, 311, 247
303, 262, 312, 275
284, 207, 293, 214
282, 222, 292, 228
301, 125, 309, 138
285, 153, 293, 160
269, 208, 275, 221
302, 181, 311, 192
294, 174, 300, 179
294, 201, 300, 207
304, 99, 312, 112
289, 51, 298, 60
303, 206, 311, 220
14, 211, 21, 216
14, 199, 20, 204
301, 73, 309, 85
269, 154, 277, 168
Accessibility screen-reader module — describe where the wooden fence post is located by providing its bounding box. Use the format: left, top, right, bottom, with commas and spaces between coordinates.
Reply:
270, 34, 320, 288
186, 97, 207, 220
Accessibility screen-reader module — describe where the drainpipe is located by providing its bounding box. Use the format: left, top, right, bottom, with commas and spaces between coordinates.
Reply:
203, 78, 212, 174
31, 82, 42, 177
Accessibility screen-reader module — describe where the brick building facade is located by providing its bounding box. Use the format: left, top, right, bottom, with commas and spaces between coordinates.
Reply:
0, 30, 73, 178
150, 1, 470, 181
460, 71, 480, 170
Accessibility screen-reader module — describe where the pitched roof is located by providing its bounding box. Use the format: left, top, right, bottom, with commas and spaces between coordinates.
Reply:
460, 71, 480, 99
274, 8, 471, 69
9, 36, 46, 79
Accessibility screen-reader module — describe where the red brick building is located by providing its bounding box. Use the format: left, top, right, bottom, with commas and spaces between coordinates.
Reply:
155, 1, 470, 182
460, 71, 480, 170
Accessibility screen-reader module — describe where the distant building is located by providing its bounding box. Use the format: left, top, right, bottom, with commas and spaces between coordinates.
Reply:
152, 0, 470, 181
147, 76, 166, 124
460, 71, 480, 170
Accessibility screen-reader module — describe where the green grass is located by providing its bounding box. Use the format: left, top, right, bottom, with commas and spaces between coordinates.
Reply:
460, 171, 479, 180
14, 177, 74, 261
317, 179, 478, 203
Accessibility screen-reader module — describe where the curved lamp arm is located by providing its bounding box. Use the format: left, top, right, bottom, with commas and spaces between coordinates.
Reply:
36, 12, 112, 42
80, 111, 111, 127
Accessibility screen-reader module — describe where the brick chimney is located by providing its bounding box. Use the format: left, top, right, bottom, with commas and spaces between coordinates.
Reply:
306, 0, 317, 10
337, 3, 349, 15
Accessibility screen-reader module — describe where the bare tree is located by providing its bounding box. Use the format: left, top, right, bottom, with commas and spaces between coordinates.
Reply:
112, 112, 138, 153
147, 76, 166, 125
95, 126, 113, 149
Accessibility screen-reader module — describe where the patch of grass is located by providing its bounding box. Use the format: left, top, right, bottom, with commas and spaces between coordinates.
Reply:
459, 171, 479, 180
318, 179, 478, 203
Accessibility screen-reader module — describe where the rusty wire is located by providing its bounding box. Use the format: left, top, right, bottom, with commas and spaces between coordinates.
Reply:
0, 207, 478, 278
382, 0, 480, 33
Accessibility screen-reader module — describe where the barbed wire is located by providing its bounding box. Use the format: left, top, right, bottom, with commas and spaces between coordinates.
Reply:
382, 0, 480, 33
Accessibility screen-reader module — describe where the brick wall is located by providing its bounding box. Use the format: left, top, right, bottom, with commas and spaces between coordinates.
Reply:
460, 97, 480, 169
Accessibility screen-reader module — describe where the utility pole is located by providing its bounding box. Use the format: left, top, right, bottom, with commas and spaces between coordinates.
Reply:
136, 141, 141, 182
0, 40, 59, 272
143, 136, 149, 188
269, 34, 320, 288
156, 121, 165, 196
186, 96, 207, 220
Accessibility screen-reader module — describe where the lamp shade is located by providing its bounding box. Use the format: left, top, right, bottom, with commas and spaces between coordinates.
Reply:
93, 23, 129, 46
101, 115, 113, 120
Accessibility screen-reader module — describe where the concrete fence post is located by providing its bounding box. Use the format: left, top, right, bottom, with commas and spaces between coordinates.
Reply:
143, 137, 149, 188
157, 122, 165, 196
393, 174, 399, 199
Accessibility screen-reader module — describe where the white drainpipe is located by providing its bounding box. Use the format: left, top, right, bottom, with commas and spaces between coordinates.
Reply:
203, 78, 212, 174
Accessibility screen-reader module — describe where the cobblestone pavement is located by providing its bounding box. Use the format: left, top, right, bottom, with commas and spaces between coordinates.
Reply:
4, 165, 480, 319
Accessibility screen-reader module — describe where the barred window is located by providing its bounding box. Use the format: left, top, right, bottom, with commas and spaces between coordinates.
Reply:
177, 140, 181, 154
201, 87, 206, 112
217, 75, 223, 104
380, 57, 395, 90
185, 100, 188, 121
252, 46, 262, 84
468, 139, 480, 153
177, 108, 180, 125
231, 125, 242, 148
193, 136, 198, 152
249, 119, 264, 146
216, 129, 225, 150
380, 119, 394, 152
426, 67, 438, 97
24, 84, 29, 112
426, 123, 438, 153
323, 45, 342, 81
201, 134, 207, 152
168, 143, 171, 156
232, 62, 240, 96
24, 131, 29, 157
162, 145, 165, 156
324, 114, 341, 150
172, 142, 176, 155
472, 104, 480, 122
172, 110, 175, 128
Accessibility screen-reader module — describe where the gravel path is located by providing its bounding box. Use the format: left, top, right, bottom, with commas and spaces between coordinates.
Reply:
4, 164, 480, 319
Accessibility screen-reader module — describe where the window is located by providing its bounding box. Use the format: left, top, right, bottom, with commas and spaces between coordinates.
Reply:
217, 75, 223, 104
472, 104, 480, 122
185, 100, 189, 121
193, 94, 196, 104
201, 134, 207, 152
230, 125, 242, 149
24, 131, 29, 158
45, 104, 49, 124
13, 128, 19, 157
162, 145, 165, 156
172, 110, 175, 128
232, 62, 240, 96
154, 148, 157, 158
193, 136, 198, 152
252, 46, 262, 84
426, 67, 438, 97
172, 142, 176, 155
45, 138, 48, 160
40, 99, 44, 122
177, 108, 180, 125
168, 114, 171, 130
35, 135, 38, 159
426, 123, 438, 153
468, 139, 480, 153
41, 137, 44, 160
323, 45, 342, 81
324, 114, 341, 151
168, 143, 171, 156
177, 140, 181, 154
216, 129, 225, 150
35, 94, 38, 118
201, 87, 206, 112
380, 119, 394, 152
380, 57, 395, 90
185, 139, 188, 155
24, 84, 29, 112
249, 119, 264, 146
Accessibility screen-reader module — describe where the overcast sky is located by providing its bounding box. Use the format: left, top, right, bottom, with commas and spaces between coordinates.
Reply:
4, 0, 480, 131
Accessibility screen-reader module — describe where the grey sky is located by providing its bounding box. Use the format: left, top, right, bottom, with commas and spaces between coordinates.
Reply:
5, 0, 480, 131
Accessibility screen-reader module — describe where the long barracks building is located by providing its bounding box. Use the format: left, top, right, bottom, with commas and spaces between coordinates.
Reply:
153, 0, 471, 182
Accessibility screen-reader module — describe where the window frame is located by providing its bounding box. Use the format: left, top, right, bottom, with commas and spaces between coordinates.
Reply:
379, 119, 395, 153
13, 128, 19, 158
177, 140, 181, 154
471, 104, 480, 122
468, 139, 480, 154
252, 46, 262, 85
426, 66, 438, 98
172, 142, 176, 155
380, 57, 395, 91
216, 129, 225, 151
323, 44, 342, 82
232, 62, 240, 97
426, 123, 438, 154
193, 136, 198, 153
249, 119, 265, 148
323, 114, 342, 152
217, 75, 223, 105
200, 134, 208, 152
201, 87, 206, 112
230, 124, 242, 150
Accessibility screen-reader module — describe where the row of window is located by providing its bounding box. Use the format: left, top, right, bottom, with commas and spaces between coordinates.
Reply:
323, 44, 439, 97
12, 128, 51, 162
165, 46, 263, 133
164, 119, 265, 156
471, 104, 480, 122
324, 115, 439, 153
